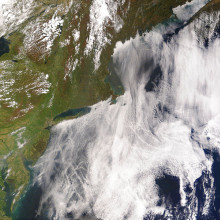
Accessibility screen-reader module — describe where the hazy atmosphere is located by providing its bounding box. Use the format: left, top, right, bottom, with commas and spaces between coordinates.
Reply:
0, 0, 220, 219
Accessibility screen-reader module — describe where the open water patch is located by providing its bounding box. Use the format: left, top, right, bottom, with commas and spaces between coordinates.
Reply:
0, 37, 10, 57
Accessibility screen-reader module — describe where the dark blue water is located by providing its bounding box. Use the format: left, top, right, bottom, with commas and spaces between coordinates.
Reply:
142, 150, 220, 220
0, 37, 10, 57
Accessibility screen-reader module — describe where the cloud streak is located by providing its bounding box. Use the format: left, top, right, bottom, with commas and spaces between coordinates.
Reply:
32, 2, 220, 219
